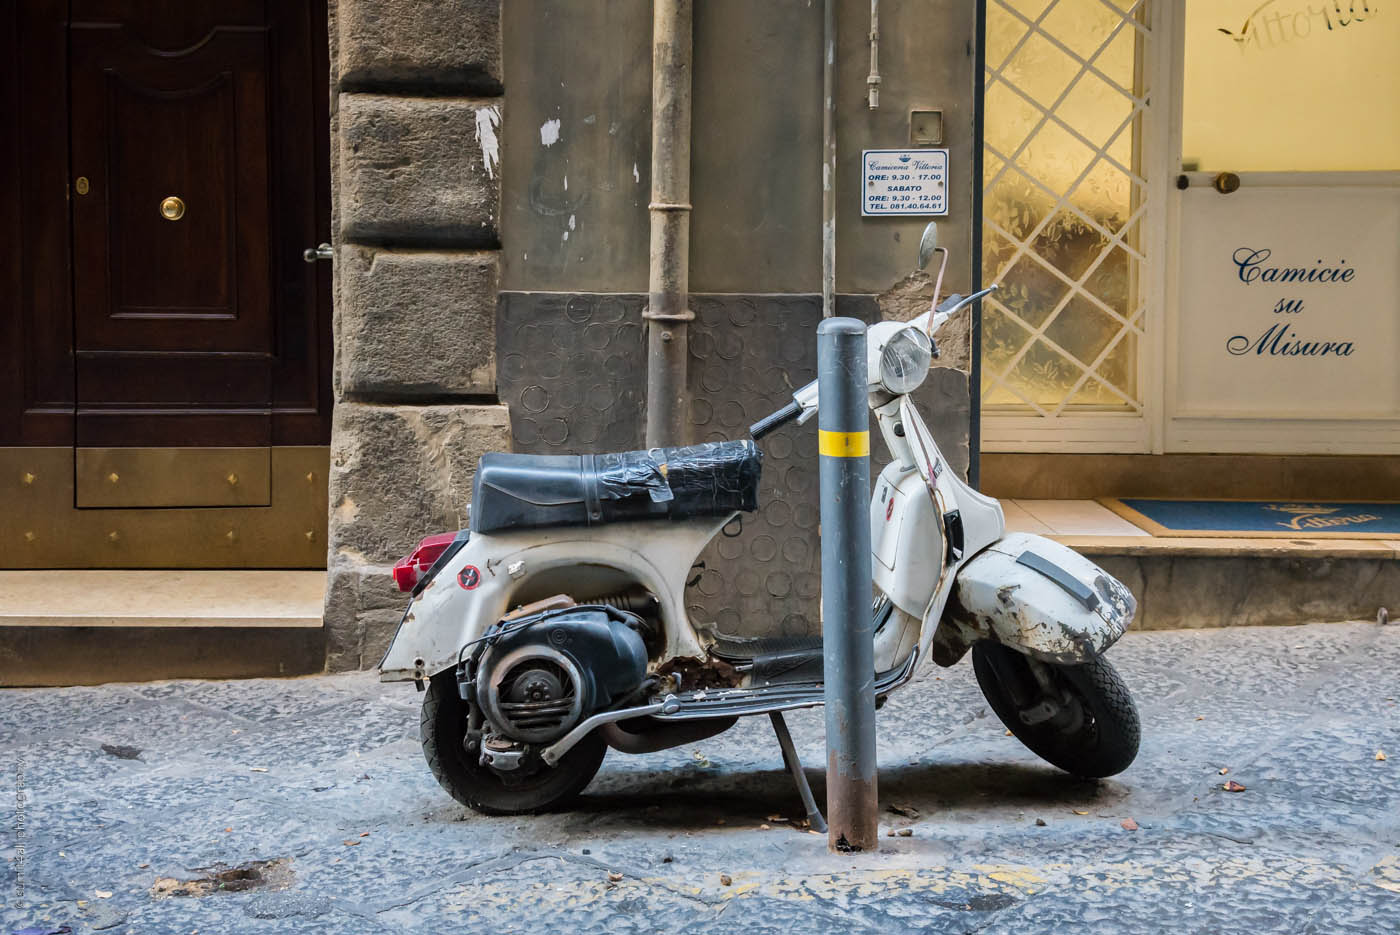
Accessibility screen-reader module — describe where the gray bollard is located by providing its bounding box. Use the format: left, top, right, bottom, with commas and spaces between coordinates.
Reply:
817, 317, 878, 853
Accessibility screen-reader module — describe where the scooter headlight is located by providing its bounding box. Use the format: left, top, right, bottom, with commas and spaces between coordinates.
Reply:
878, 327, 933, 395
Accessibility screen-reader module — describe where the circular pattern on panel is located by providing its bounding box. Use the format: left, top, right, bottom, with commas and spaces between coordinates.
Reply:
498, 292, 832, 640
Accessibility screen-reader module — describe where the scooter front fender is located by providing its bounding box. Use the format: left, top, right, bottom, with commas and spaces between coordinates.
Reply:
936, 532, 1136, 666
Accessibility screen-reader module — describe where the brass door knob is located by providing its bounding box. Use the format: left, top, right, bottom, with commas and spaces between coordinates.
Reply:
1213, 172, 1241, 195
160, 196, 186, 220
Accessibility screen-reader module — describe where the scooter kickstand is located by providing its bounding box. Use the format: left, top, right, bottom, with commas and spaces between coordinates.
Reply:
768, 711, 827, 834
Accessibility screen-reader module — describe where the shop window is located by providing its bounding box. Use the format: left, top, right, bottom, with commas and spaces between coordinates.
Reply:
982, 0, 1149, 416
1182, 1, 1399, 173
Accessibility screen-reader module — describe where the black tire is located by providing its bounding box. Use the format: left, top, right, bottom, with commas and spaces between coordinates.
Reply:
972, 641, 1139, 778
420, 672, 606, 815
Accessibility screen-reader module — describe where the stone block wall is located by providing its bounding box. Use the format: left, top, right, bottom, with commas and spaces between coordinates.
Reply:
325, 0, 509, 670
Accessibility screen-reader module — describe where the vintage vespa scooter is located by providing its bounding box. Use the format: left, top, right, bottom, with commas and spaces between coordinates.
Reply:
380, 223, 1140, 815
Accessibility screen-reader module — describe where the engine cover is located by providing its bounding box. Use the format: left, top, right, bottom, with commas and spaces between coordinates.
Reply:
474, 605, 648, 744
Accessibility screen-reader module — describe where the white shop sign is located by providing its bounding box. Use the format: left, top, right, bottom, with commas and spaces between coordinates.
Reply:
861, 149, 948, 217
1173, 185, 1400, 423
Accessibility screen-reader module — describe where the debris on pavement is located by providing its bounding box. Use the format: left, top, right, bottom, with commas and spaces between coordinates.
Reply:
1035, 818, 1047, 827
149, 859, 293, 899
887, 803, 920, 819
1121, 818, 1139, 831
100, 744, 142, 760
1377, 750, 1388, 761
1224, 780, 1247, 793
719, 874, 732, 886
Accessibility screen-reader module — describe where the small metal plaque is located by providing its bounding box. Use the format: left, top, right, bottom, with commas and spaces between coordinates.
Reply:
861, 149, 949, 217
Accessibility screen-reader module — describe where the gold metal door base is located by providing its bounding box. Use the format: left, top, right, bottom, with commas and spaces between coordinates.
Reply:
1, 447, 328, 569
75, 447, 272, 507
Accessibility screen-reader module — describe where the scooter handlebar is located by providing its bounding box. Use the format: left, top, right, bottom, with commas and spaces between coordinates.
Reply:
747, 289, 997, 442
749, 399, 804, 440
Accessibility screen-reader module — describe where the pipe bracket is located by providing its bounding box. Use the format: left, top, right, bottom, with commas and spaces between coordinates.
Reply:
642, 307, 695, 323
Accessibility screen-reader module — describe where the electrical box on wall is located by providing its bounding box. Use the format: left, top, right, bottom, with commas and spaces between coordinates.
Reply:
910, 109, 943, 146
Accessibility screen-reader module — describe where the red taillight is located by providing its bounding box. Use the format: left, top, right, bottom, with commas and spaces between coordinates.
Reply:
392, 532, 458, 592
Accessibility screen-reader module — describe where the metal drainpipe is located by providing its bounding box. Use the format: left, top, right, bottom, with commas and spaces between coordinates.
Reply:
822, 0, 837, 318
867, 0, 881, 109
644, 0, 694, 448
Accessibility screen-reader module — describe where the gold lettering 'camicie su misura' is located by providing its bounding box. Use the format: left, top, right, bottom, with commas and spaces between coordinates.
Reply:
1264, 504, 1383, 530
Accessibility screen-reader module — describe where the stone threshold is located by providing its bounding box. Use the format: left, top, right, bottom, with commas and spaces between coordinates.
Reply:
0, 570, 325, 628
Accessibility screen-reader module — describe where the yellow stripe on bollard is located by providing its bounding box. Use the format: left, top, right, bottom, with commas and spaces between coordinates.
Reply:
818, 430, 870, 458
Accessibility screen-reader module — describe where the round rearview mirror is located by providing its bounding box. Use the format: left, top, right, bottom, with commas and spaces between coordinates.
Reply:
917, 222, 939, 270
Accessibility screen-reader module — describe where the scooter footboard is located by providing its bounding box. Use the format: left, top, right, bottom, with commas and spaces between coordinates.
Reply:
936, 532, 1136, 666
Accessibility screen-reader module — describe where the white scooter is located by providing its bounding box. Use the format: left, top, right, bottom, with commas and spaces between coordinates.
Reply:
380, 223, 1139, 816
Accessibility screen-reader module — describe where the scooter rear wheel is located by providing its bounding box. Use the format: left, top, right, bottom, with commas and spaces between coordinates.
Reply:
972, 641, 1139, 779
421, 672, 606, 815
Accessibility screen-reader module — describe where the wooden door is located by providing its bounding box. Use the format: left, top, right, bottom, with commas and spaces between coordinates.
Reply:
70, 1, 277, 455
0, 0, 332, 566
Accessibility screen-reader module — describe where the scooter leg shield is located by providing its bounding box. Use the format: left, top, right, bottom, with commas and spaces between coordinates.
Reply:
940, 532, 1137, 666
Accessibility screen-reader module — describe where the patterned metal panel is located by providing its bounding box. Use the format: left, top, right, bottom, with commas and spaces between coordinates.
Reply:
498, 292, 969, 639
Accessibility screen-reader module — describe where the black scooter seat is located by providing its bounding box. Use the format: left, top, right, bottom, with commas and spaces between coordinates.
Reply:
470, 440, 762, 534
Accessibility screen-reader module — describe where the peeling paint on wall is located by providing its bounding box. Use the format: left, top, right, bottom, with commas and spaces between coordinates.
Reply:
474, 105, 501, 180
540, 118, 562, 147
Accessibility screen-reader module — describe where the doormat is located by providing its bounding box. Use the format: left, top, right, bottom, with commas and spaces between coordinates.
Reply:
1098, 499, 1400, 539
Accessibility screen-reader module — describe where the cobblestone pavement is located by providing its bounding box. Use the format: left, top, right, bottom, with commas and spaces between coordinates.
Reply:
2, 621, 1398, 934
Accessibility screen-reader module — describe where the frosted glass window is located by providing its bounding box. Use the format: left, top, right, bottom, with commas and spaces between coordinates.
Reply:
981, 0, 1150, 416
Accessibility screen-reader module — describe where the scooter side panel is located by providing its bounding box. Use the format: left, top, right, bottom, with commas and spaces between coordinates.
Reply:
871, 462, 943, 617
945, 531, 1137, 665
379, 518, 725, 681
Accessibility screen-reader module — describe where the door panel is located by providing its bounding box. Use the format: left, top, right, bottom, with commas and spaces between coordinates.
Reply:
1168, 174, 1400, 453
75, 447, 271, 508
70, 14, 274, 450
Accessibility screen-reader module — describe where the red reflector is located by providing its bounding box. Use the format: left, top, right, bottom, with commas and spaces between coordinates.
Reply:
392, 531, 457, 592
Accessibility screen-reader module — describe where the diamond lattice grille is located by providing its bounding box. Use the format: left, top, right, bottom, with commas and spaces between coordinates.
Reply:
982, 0, 1150, 415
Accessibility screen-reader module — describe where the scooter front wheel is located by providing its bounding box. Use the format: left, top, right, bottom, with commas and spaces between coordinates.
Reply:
972, 641, 1139, 779
421, 672, 606, 815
